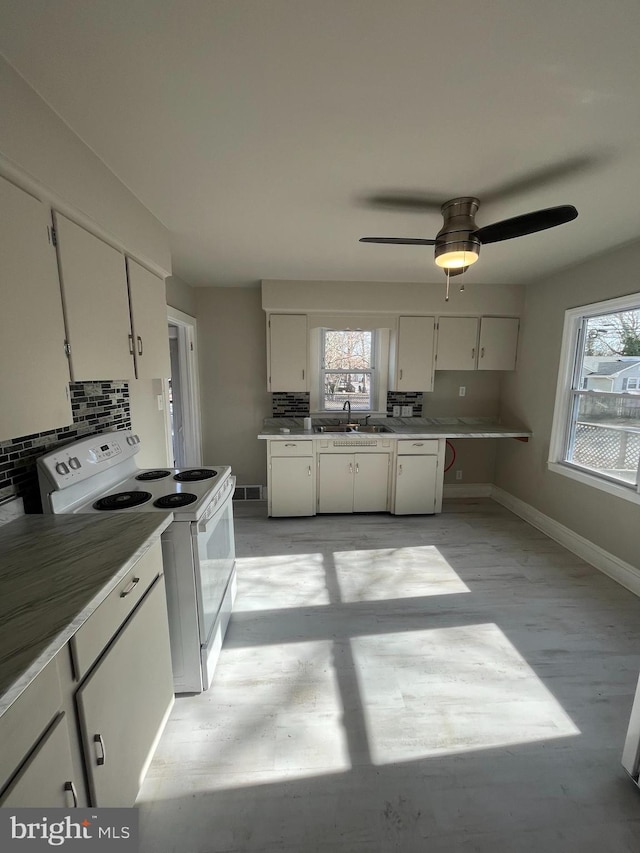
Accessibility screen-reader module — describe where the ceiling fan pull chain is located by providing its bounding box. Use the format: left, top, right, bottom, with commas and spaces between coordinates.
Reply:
445, 269, 450, 302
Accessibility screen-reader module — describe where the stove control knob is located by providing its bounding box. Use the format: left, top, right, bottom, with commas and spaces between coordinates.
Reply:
68, 457, 81, 470
55, 462, 70, 475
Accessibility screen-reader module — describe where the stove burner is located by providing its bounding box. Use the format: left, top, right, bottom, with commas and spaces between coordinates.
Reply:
93, 491, 152, 511
173, 469, 218, 482
135, 470, 171, 481
153, 493, 198, 509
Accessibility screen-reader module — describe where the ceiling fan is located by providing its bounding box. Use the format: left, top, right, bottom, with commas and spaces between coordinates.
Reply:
360, 196, 578, 278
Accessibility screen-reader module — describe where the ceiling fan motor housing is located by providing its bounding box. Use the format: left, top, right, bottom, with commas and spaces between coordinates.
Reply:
434, 197, 482, 273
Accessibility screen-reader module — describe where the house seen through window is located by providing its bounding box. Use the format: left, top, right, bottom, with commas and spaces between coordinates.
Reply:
321, 329, 375, 411
552, 298, 640, 494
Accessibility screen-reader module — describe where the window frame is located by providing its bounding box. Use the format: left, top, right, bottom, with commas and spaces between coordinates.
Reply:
549, 292, 640, 506
319, 328, 377, 413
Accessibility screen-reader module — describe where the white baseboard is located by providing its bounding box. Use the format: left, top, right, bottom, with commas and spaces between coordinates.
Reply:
443, 483, 493, 498
491, 486, 640, 597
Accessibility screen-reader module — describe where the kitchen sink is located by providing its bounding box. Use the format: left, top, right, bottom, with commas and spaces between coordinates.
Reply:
314, 423, 392, 433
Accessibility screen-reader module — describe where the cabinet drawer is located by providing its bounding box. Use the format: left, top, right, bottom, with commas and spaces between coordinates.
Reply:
70, 539, 163, 681
0, 656, 62, 794
397, 439, 440, 455
269, 440, 313, 457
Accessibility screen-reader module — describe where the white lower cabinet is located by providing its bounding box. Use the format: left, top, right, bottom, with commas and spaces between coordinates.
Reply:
318, 453, 390, 513
1, 713, 78, 808
268, 440, 315, 517
76, 576, 174, 807
392, 440, 444, 515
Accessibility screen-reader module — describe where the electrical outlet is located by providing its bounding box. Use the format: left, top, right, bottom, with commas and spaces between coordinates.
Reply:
401, 405, 413, 417
455, 470, 463, 480
392, 405, 401, 417
459, 386, 466, 397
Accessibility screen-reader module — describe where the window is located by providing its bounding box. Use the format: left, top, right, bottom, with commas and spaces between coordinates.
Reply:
320, 329, 376, 411
549, 294, 640, 501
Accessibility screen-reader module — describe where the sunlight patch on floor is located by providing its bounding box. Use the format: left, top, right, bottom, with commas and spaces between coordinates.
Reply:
333, 546, 470, 602
352, 622, 580, 764
233, 553, 330, 611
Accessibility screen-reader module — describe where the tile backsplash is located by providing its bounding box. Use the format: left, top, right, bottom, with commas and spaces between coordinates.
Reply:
271, 391, 310, 417
386, 391, 423, 416
0, 381, 130, 513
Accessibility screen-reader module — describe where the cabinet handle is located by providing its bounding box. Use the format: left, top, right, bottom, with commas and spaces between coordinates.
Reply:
413, 442, 424, 446
128, 334, 134, 355
399, 368, 403, 380
308, 465, 312, 477
480, 346, 485, 358
284, 443, 297, 447
355, 462, 359, 474
471, 348, 475, 359
302, 369, 305, 380
398, 464, 403, 475
120, 576, 140, 598
137, 335, 143, 355
64, 780, 78, 807
349, 462, 353, 474
94, 734, 106, 766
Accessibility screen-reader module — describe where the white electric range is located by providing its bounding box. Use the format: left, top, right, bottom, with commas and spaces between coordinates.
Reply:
37, 430, 237, 693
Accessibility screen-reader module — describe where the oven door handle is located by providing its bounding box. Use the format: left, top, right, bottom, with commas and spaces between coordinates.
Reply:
196, 476, 235, 533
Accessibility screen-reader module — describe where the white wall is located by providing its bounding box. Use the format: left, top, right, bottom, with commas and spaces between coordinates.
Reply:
496, 239, 640, 568
166, 275, 198, 317
196, 287, 271, 484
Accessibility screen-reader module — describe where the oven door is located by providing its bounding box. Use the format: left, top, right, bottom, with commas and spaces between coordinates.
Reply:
191, 476, 236, 687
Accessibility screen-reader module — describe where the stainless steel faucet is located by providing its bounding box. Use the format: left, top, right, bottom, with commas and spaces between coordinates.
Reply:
342, 400, 351, 421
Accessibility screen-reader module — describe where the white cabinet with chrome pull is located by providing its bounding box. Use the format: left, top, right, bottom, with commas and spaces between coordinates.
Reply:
391, 315, 436, 392
267, 440, 315, 517
126, 257, 171, 379
72, 540, 174, 807
317, 450, 390, 514
392, 439, 444, 515
436, 316, 519, 371
267, 313, 308, 391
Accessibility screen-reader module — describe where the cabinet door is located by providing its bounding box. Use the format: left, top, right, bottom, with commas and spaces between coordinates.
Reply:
1, 714, 78, 808
0, 176, 72, 440
76, 577, 174, 807
394, 455, 439, 514
436, 317, 479, 370
353, 453, 389, 512
478, 317, 519, 371
54, 212, 134, 381
396, 316, 436, 391
127, 258, 171, 379
317, 454, 354, 513
268, 314, 308, 391
269, 456, 315, 516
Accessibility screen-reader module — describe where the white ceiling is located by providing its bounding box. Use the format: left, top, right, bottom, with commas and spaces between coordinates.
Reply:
1, 0, 640, 287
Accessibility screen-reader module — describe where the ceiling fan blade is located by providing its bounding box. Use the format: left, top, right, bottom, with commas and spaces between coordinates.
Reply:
358, 191, 443, 211
359, 236, 436, 245
473, 205, 578, 245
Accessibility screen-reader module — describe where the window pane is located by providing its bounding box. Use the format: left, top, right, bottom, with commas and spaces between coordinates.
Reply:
566, 392, 640, 485
323, 372, 371, 410
324, 330, 372, 370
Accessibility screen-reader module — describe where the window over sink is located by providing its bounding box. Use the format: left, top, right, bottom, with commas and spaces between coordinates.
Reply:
321, 329, 376, 411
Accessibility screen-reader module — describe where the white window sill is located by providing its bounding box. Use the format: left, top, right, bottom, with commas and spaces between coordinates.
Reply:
548, 461, 640, 506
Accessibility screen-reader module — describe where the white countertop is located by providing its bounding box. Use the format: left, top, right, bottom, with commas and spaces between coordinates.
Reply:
0, 512, 172, 714
258, 417, 531, 441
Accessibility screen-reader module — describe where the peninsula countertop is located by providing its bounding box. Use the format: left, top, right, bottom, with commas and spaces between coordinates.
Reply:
258, 416, 531, 440
0, 512, 172, 714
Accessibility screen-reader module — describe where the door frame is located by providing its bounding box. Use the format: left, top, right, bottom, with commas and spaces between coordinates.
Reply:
166, 307, 202, 466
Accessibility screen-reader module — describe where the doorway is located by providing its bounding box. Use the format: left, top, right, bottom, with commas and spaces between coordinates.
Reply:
167, 308, 202, 467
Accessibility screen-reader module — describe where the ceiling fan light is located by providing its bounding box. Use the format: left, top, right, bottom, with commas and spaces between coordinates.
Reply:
435, 249, 479, 269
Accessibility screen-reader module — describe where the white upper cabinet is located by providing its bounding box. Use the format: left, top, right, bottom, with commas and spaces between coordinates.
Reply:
392, 316, 436, 392
268, 314, 308, 391
54, 212, 134, 382
436, 317, 479, 371
0, 176, 72, 441
477, 316, 519, 371
126, 258, 170, 379
436, 316, 519, 371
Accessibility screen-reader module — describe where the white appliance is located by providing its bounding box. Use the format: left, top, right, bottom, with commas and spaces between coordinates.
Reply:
37, 430, 236, 694
622, 675, 640, 788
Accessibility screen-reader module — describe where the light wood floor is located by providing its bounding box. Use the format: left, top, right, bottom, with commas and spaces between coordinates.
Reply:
137, 499, 640, 852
